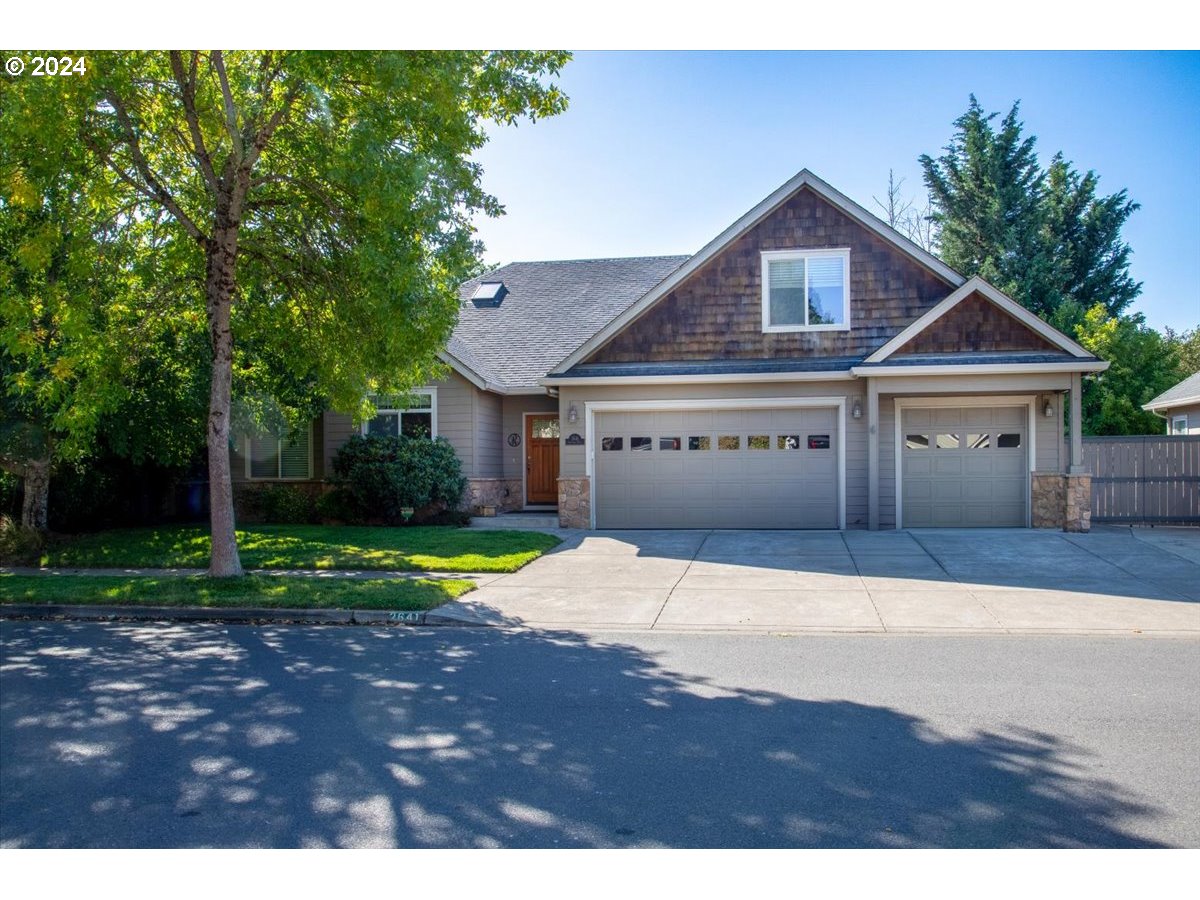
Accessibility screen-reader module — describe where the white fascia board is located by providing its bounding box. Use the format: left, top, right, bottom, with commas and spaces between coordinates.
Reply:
1143, 394, 1200, 411
852, 360, 1110, 377
541, 370, 856, 387
864, 276, 1094, 362
550, 169, 965, 375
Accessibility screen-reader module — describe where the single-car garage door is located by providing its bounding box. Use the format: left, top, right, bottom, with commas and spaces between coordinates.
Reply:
901, 405, 1028, 527
594, 407, 839, 529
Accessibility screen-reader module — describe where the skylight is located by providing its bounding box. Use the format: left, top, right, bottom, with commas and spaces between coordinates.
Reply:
471, 281, 507, 305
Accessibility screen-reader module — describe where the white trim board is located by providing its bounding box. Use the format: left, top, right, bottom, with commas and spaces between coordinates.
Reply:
550, 169, 964, 375
864, 276, 1094, 363
584, 396, 847, 531
852, 361, 1108, 378
542, 370, 856, 387
892, 395, 1036, 530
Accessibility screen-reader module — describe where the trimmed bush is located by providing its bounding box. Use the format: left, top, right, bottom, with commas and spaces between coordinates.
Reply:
330, 434, 467, 526
257, 484, 319, 524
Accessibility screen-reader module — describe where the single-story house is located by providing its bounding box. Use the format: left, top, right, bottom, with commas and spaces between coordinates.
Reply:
233, 169, 1109, 532
1143, 372, 1200, 435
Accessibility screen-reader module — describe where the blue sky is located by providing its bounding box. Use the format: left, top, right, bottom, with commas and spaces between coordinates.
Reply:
471, 51, 1200, 333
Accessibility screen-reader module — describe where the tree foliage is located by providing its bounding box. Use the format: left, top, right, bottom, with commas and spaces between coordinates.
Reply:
920, 95, 1141, 326
1074, 306, 1183, 435
2, 51, 569, 564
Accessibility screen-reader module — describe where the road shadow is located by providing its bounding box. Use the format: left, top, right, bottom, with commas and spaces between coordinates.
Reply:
0, 620, 1168, 848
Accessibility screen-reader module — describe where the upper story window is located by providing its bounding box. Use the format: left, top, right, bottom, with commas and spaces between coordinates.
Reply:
363, 389, 437, 439
761, 248, 851, 332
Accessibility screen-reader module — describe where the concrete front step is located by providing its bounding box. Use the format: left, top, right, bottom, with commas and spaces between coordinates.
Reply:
469, 513, 561, 530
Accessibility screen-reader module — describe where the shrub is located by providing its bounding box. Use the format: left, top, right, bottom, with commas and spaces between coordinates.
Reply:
238, 484, 318, 524
0, 514, 45, 566
315, 487, 360, 524
330, 434, 467, 525
258, 485, 318, 524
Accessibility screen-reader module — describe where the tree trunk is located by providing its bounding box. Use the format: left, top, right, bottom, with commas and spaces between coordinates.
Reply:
21, 460, 50, 532
205, 221, 244, 577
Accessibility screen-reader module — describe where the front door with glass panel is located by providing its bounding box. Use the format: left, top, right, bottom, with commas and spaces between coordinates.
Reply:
526, 415, 560, 505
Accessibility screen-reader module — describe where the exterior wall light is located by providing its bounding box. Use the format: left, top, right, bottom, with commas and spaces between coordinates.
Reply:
568, 403, 579, 424
851, 400, 862, 419
1044, 399, 1054, 418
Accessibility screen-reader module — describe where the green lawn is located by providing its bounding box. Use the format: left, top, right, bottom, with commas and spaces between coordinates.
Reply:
41, 525, 561, 573
0, 573, 475, 611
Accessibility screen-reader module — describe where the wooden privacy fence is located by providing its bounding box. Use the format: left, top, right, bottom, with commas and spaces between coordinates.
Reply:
1082, 435, 1200, 525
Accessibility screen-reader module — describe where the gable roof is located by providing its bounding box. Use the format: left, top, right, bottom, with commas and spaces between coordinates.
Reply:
547, 169, 967, 376
446, 256, 688, 392
863, 276, 1095, 363
1143, 371, 1200, 412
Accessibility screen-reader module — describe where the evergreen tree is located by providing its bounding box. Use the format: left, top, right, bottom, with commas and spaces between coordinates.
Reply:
920, 96, 1142, 325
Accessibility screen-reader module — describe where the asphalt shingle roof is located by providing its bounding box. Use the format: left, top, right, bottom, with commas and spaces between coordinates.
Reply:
1144, 371, 1200, 410
452, 256, 688, 391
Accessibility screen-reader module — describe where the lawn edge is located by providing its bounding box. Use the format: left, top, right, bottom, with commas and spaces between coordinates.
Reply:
0, 603, 491, 628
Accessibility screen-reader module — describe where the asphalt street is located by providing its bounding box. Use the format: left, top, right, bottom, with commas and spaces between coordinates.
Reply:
2, 620, 1197, 848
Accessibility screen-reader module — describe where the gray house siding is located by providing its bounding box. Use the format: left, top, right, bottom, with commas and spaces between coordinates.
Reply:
474, 388, 503, 478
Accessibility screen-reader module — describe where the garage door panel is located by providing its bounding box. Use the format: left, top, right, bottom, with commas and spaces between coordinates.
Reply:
595, 407, 840, 529
901, 405, 1028, 528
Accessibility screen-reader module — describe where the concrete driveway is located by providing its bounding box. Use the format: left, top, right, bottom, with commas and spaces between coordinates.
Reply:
438, 526, 1200, 634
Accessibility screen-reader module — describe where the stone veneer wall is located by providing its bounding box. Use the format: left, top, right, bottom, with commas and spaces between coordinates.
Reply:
1063, 473, 1092, 533
1031, 473, 1092, 532
558, 476, 590, 529
464, 477, 523, 514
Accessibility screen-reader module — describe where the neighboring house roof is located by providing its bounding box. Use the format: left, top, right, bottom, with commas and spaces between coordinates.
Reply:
1143, 371, 1200, 412
449, 256, 688, 392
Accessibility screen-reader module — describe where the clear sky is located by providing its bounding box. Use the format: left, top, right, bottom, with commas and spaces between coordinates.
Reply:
471, 50, 1200, 333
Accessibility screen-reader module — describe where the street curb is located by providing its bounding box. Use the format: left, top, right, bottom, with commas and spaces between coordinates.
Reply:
0, 603, 492, 628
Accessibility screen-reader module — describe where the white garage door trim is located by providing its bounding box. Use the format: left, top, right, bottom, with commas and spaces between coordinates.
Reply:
894, 395, 1036, 529
585, 397, 847, 530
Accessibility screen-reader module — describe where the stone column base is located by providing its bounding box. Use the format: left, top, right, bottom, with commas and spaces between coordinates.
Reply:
557, 476, 590, 529
1031, 473, 1091, 532
464, 477, 523, 514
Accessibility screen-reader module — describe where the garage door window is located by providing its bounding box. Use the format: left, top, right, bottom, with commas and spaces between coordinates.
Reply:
777, 435, 801, 450
906, 434, 930, 450
688, 436, 711, 451
749, 434, 770, 450
631, 437, 653, 452
601, 437, 623, 451
718, 435, 740, 450
660, 437, 681, 451
936, 434, 960, 449
967, 433, 990, 449
998, 433, 1021, 448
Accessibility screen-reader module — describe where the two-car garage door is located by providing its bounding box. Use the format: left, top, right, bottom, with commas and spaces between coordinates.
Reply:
594, 407, 839, 529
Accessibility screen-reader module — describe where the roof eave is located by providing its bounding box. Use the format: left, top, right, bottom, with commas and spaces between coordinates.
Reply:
1143, 395, 1200, 412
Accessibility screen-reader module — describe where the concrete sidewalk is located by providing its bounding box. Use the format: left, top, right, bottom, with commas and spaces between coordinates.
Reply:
432, 526, 1200, 635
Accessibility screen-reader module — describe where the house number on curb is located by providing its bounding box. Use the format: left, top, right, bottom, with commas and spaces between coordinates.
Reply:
507, 433, 521, 447
388, 611, 423, 622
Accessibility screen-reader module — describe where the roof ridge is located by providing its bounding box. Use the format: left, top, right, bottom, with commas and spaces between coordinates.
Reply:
493, 254, 691, 266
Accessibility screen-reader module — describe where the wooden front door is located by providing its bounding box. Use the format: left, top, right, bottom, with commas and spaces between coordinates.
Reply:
526, 415, 560, 505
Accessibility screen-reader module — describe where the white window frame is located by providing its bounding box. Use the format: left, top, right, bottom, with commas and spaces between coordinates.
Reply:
359, 387, 439, 440
761, 248, 851, 333
244, 420, 313, 481
1171, 414, 1188, 435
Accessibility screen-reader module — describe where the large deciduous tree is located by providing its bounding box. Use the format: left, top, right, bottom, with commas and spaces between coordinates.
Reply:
6, 51, 568, 575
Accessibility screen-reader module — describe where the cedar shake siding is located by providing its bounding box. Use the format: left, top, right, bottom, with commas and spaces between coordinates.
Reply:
585, 187, 953, 364
891, 291, 1059, 356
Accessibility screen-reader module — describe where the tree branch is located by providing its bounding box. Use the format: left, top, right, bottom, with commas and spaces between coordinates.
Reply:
211, 50, 245, 162
102, 90, 208, 245
242, 82, 302, 175
170, 50, 220, 194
